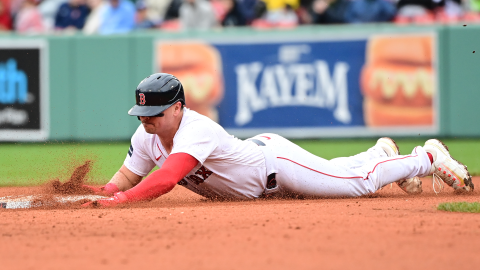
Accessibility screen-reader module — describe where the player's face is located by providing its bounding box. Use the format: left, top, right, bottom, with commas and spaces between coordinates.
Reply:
139, 114, 163, 134
139, 103, 183, 135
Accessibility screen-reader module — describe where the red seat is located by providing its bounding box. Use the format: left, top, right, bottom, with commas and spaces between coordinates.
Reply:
413, 13, 435, 24
160, 20, 181, 31
251, 19, 274, 29
276, 21, 298, 29
436, 9, 461, 24
394, 15, 411, 24
463, 12, 480, 23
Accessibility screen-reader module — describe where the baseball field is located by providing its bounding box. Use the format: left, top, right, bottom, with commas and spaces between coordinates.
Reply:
1, 138, 480, 270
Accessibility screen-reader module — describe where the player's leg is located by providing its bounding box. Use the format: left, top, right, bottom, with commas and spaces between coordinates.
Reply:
251, 133, 372, 197
250, 133, 432, 198
329, 137, 397, 170
358, 139, 474, 193
355, 146, 432, 192
324, 137, 423, 194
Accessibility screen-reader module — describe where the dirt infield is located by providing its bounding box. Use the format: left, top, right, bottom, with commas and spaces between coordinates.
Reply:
1, 178, 480, 270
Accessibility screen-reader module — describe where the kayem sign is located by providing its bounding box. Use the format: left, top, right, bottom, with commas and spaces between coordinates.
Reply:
157, 33, 438, 139
0, 40, 48, 141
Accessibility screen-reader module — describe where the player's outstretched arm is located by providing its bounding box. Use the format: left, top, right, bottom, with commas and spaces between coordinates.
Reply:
82, 165, 143, 196
83, 153, 199, 207
109, 165, 144, 191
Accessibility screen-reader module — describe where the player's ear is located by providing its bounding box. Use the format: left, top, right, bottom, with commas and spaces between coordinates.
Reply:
174, 101, 182, 115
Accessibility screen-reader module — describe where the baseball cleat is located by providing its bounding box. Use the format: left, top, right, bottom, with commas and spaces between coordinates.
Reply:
376, 137, 423, 194
423, 139, 474, 192
376, 137, 400, 156
395, 177, 423, 194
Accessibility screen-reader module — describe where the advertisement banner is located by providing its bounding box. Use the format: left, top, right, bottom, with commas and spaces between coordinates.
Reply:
0, 40, 49, 141
156, 34, 437, 138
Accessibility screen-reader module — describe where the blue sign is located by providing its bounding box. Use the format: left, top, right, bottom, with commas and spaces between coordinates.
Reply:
213, 39, 367, 129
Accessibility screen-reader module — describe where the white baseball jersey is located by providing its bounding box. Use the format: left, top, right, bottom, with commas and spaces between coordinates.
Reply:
124, 108, 268, 199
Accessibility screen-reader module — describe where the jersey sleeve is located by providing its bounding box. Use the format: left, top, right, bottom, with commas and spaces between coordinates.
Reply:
123, 126, 156, 177
170, 120, 219, 164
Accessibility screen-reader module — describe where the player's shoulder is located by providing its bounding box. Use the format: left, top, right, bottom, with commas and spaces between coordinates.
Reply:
180, 108, 221, 130
182, 108, 214, 124
176, 108, 228, 140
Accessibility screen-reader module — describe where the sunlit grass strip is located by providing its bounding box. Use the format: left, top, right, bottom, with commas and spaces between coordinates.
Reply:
437, 202, 480, 213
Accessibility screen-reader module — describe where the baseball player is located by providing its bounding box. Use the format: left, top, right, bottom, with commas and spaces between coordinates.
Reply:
83, 73, 474, 207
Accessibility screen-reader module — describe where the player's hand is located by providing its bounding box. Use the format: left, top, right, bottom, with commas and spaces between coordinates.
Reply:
82, 192, 129, 208
82, 183, 119, 196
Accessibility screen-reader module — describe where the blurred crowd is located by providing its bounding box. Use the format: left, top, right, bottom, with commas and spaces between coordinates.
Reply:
1, 0, 480, 34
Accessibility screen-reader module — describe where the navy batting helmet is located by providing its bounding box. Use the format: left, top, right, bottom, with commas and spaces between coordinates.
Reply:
128, 73, 185, 117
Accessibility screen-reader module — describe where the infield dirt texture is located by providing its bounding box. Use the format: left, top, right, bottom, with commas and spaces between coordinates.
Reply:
2, 139, 480, 270
1, 177, 480, 270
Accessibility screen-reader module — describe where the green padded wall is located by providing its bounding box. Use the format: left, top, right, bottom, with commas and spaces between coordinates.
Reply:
445, 25, 480, 137
3, 24, 480, 140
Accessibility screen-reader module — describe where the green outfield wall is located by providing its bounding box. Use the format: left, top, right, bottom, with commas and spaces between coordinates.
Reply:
0, 24, 479, 141
443, 25, 480, 137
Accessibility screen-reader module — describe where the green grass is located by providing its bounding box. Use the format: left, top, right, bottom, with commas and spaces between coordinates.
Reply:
0, 142, 131, 186
437, 202, 480, 213
1, 138, 480, 187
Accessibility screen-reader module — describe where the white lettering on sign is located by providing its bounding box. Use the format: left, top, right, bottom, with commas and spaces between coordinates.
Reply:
234, 60, 351, 126
0, 108, 28, 125
278, 45, 311, 63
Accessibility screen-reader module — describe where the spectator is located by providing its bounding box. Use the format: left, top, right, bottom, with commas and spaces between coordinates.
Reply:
179, 0, 218, 30
15, 0, 45, 33
0, 0, 12, 30
38, 0, 68, 32
55, 0, 91, 31
83, 0, 107, 34
309, 0, 350, 24
99, 0, 135, 34
10, 0, 25, 19
262, 0, 299, 10
237, 0, 259, 22
145, 0, 173, 24
345, 0, 396, 23
164, 0, 183, 20
437, 0, 464, 19
252, 0, 267, 19
396, 0, 437, 18
135, 0, 155, 28
254, 0, 299, 27
219, 0, 247, 26
265, 5, 298, 25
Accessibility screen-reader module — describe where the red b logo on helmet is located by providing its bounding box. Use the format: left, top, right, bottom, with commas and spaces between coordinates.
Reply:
139, 93, 146, 105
